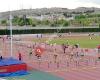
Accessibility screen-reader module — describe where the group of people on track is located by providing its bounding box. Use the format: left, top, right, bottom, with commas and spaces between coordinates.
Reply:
15, 43, 96, 68
0, 35, 100, 67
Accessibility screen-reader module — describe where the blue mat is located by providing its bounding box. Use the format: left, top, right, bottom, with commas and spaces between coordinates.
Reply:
0, 57, 27, 77
0, 57, 24, 66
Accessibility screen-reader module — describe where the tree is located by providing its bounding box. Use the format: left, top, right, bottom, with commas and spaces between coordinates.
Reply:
18, 18, 25, 26
50, 22, 57, 27
99, 24, 100, 28
63, 21, 69, 26
12, 16, 19, 25
1, 20, 7, 26
41, 19, 50, 25
32, 23, 36, 27
75, 14, 86, 19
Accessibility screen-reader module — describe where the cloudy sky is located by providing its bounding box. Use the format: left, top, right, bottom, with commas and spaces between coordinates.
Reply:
0, 0, 100, 12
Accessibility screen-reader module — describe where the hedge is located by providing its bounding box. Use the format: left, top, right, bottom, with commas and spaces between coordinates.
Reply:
0, 28, 100, 35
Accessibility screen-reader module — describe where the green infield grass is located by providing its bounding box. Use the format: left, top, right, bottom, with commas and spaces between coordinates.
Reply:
33, 36, 100, 48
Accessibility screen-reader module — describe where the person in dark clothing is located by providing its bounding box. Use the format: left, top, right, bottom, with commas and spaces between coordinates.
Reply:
36, 34, 38, 38
62, 44, 67, 53
74, 44, 79, 48
98, 57, 100, 59
54, 54, 58, 63
19, 53, 22, 60
0, 56, 3, 60
18, 51, 22, 61
0, 51, 3, 60
29, 51, 33, 57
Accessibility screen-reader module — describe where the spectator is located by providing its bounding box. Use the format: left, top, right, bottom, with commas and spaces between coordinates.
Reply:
0, 50, 2, 60
18, 51, 22, 61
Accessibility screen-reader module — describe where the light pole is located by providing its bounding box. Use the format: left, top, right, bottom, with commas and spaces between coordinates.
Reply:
9, 13, 13, 57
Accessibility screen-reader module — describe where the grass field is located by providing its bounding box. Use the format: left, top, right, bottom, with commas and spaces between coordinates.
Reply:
33, 36, 100, 48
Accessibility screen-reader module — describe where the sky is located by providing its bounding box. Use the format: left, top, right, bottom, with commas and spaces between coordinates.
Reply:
0, 0, 100, 12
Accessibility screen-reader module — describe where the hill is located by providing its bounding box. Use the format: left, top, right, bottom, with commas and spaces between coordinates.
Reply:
0, 7, 100, 20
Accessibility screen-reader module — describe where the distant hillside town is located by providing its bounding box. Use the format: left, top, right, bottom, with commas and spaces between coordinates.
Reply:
0, 7, 100, 27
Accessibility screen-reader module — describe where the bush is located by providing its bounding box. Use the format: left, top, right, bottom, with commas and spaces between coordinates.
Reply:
63, 21, 69, 26
0, 27, 100, 35
32, 23, 36, 27
99, 24, 100, 28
